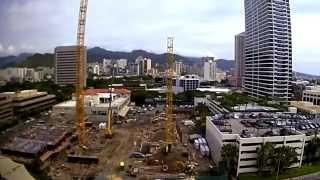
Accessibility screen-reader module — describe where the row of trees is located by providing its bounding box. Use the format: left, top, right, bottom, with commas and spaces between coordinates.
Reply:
256, 142, 298, 175
304, 136, 320, 163
220, 143, 299, 177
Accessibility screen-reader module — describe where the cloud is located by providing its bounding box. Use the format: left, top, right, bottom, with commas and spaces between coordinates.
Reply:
0, 43, 17, 56
0, 43, 4, 53
0, 0, 319, 74
7, 45, 16, 54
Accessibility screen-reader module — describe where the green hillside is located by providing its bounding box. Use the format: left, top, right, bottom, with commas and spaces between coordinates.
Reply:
19, 53, 54, 68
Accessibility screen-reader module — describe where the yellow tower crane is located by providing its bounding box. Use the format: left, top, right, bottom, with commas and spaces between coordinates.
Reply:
165, 37, 175, 153
75, 0, 88, 147
105, 67, 114, 138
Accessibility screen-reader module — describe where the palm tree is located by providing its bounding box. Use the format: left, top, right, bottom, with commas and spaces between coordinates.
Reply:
304, 137, 320, 163
220, 144, 239, 176
256, 142, 275, 175
272, 146, 298, 174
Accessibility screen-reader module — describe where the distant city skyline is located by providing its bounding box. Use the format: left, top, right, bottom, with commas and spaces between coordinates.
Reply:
0, 0, 319, 74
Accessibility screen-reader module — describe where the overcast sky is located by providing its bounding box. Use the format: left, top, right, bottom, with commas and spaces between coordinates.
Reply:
0, 0, 319, 74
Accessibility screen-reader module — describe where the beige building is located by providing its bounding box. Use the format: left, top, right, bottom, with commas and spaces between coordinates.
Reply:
290, 101, 320, 118
0, 90, 56, 117
55, 46, 87, 85
303, 86, 320, 105
0, 95, 14, 128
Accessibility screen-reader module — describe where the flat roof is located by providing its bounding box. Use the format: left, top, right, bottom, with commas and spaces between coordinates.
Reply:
84, 88, 130, 95
197, 87, 230, 93
55, 96, 129, 108
209, 116, 301, 137
233, 103, 278, 112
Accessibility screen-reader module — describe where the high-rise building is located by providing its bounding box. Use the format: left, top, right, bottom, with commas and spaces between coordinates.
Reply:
103, 58, 112, 74
135, 56, 152, 76
244, 0, 292, 102
174, 61, 183, 75
144, 58, 152, 73
135, 56, 144, 76
203, 57, 216, 81
235, 32, 246, 88
88, 62, 100, 75
54, 46, 87, 86
117, 59, 128, 69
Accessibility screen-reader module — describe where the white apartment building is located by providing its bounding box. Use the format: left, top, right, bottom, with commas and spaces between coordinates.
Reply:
203, 57, 217, 82
0, 67, 46, 82
174, 74, 200, 92
215, 71, 227, 83
54, 46, 87, 85
117, 59, 128, 69
206, 117, 305, 175
88, 62, 101, 75
244, 0, 293, 102
174, 61, 183, 75
103, 58, 112, 74
135, 56, 152, 76
303, 86, 320, 105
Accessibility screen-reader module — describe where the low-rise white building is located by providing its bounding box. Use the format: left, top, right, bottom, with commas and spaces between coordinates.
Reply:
174, 74, 200, 92
206, 117, 305, 175
53, 88, 130, 118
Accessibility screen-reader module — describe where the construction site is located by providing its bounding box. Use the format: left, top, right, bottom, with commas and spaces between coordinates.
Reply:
0, 104, 212, 179
0, 1, 212, 179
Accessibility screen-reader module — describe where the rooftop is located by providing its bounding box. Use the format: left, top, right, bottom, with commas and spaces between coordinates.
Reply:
197, 87, 230, 93
233, 103, 278, 112
208, 114, 311, 138
55, 96, 129, 108
84, 88, 131, 95
0, 89, 49, 101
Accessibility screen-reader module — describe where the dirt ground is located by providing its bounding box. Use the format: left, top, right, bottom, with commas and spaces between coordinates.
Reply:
1, 106, 212, 179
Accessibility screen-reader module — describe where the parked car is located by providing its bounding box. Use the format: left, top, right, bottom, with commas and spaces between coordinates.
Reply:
129, 152, 145, 158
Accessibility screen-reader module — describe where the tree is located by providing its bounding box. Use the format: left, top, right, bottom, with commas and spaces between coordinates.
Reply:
304, 137, 320, 163
271, 146, 298, 174
193, 104, 210, 135
220, 144, 238, 176
256, 142, 275, 175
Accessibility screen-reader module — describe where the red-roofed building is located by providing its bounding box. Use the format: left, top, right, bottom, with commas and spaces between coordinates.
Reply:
53, 88, 131, 118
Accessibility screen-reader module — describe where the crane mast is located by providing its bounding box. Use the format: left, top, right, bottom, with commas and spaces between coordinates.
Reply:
165, 37, 174, 153
76, 0, 88, 147
105, 66, 113, 138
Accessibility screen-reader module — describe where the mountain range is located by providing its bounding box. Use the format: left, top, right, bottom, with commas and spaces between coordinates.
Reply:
0, 47, 234, 71
0, 47, 318, 79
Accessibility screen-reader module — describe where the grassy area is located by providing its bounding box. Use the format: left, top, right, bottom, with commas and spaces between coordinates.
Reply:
239, 162, 320, 180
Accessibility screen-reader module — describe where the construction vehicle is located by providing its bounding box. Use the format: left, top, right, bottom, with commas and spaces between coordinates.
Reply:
76, 0, 88, 148
126, 165, 139, 177
119, 161, 125, 170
